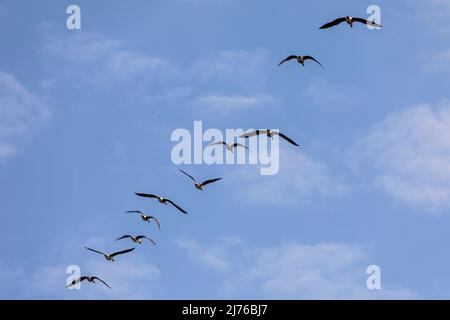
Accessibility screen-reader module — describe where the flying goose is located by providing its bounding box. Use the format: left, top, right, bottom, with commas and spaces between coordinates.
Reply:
178, 169, 222, 191
134, 193, 188, 214
278, 55, 323, 68
320, 16, 382, 29
84, 247, 135, 262
208, 141, 248, 153
116, 235, 156, 245
125, 210, 161, 230
240, 129, 300, 146
67, 276, 111, 289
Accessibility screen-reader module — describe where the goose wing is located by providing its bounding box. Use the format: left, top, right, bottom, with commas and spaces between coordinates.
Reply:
115, 235, 132, 241
240, 130, 266, 138
136, 235, 157, 245
273, 132, 300, 146
199, 178, 222, 188
125, 210, 143, 214
135, 193, 159, 199
179, 169, 197, 182
67, 276, 87, 287
278, 55, 298, 66
208, 141, 227, 147
233, 143, 249, 150
353, 17, 382, 28
92, 277, 112, 289
319, 17, 346, 29
84, 247, 106, 256
303, 56, 324, 68
166, 199, 188, 214
150, 216, 161, 230
110, 247, 135, 258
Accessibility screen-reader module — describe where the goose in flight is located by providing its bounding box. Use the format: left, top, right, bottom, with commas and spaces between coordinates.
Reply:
240, 129, 300, 146
320, 16, 382, 29
125, 210, 161, 230
208, 141, 248, 153
278, 55, 323, 68
134, 193, 188, 214
178, 169, 222, 191
67, 276, 111, 289
116, 235, 156, 245
84, 247, 135, 262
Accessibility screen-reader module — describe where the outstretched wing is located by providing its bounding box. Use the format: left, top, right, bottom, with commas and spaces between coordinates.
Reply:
233, 143, 249, 150
353, 17, 382, 28
150, 216, 161, 230
67, 276, 87, 287
208, 141, 227, 147
240, 130, 266, 138
137, 236, 157, 245
110, 247, 135, 258
115, 235, 132, 241
125, 210, 143, 214
278, 55, 298, 66
273, 132, 300, 146
199, 178, 222, 188
166, 199, 188, 214
319, 17, 346, 29
135, 193, 159, 199
92, 277, 112, 289
303, 56, 324, 68
179, 169, 197, 182
84, 247, 106, 256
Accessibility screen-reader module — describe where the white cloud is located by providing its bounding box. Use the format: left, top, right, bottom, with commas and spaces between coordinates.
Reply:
43, 33, 122, 63
424, 49, 450, 73
176, 237, 232, 272
8, 258, 160, 299
232, 149, 348, 205
106, 50, 169, 79
43, 33, 171, 87
178, 238, 414, 299
193, 94, 274, 115
43, 34, 271, 110
411, 0, 450, 36
301, 80, 360, 108
194, 49, 270, 88
355, 102, 450, 211
0, 71, 50, 160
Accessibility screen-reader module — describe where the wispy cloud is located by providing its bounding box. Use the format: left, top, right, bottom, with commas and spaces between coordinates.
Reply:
178, 237, 415, 299
177, 237, 233, 272
3, 258, 160, 299
423, 49, 450, 73
42, 33, 272, 113
301, 80, 361, 109
411, 0, 450, 36
192, 94, 274, 116
0, 71, 50, 160
232, 148, 348, 206
354, 102, 450, 212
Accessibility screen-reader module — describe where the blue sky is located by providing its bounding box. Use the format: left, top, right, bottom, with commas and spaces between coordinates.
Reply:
1, 0, 450, 299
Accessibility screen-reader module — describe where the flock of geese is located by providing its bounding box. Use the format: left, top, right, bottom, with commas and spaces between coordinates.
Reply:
67, 13, 382, 290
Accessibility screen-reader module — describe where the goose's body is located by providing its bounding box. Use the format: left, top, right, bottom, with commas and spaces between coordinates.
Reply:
67, 276, 111, 289
240, 129, 300, 147
125, 211, 161, 229
116, 235, 156, 245
278, 55, 323, 68
178, 169, 222, 191
134, 193, 188, 214
84, 247, 135, 262
320, 16, 382, 29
